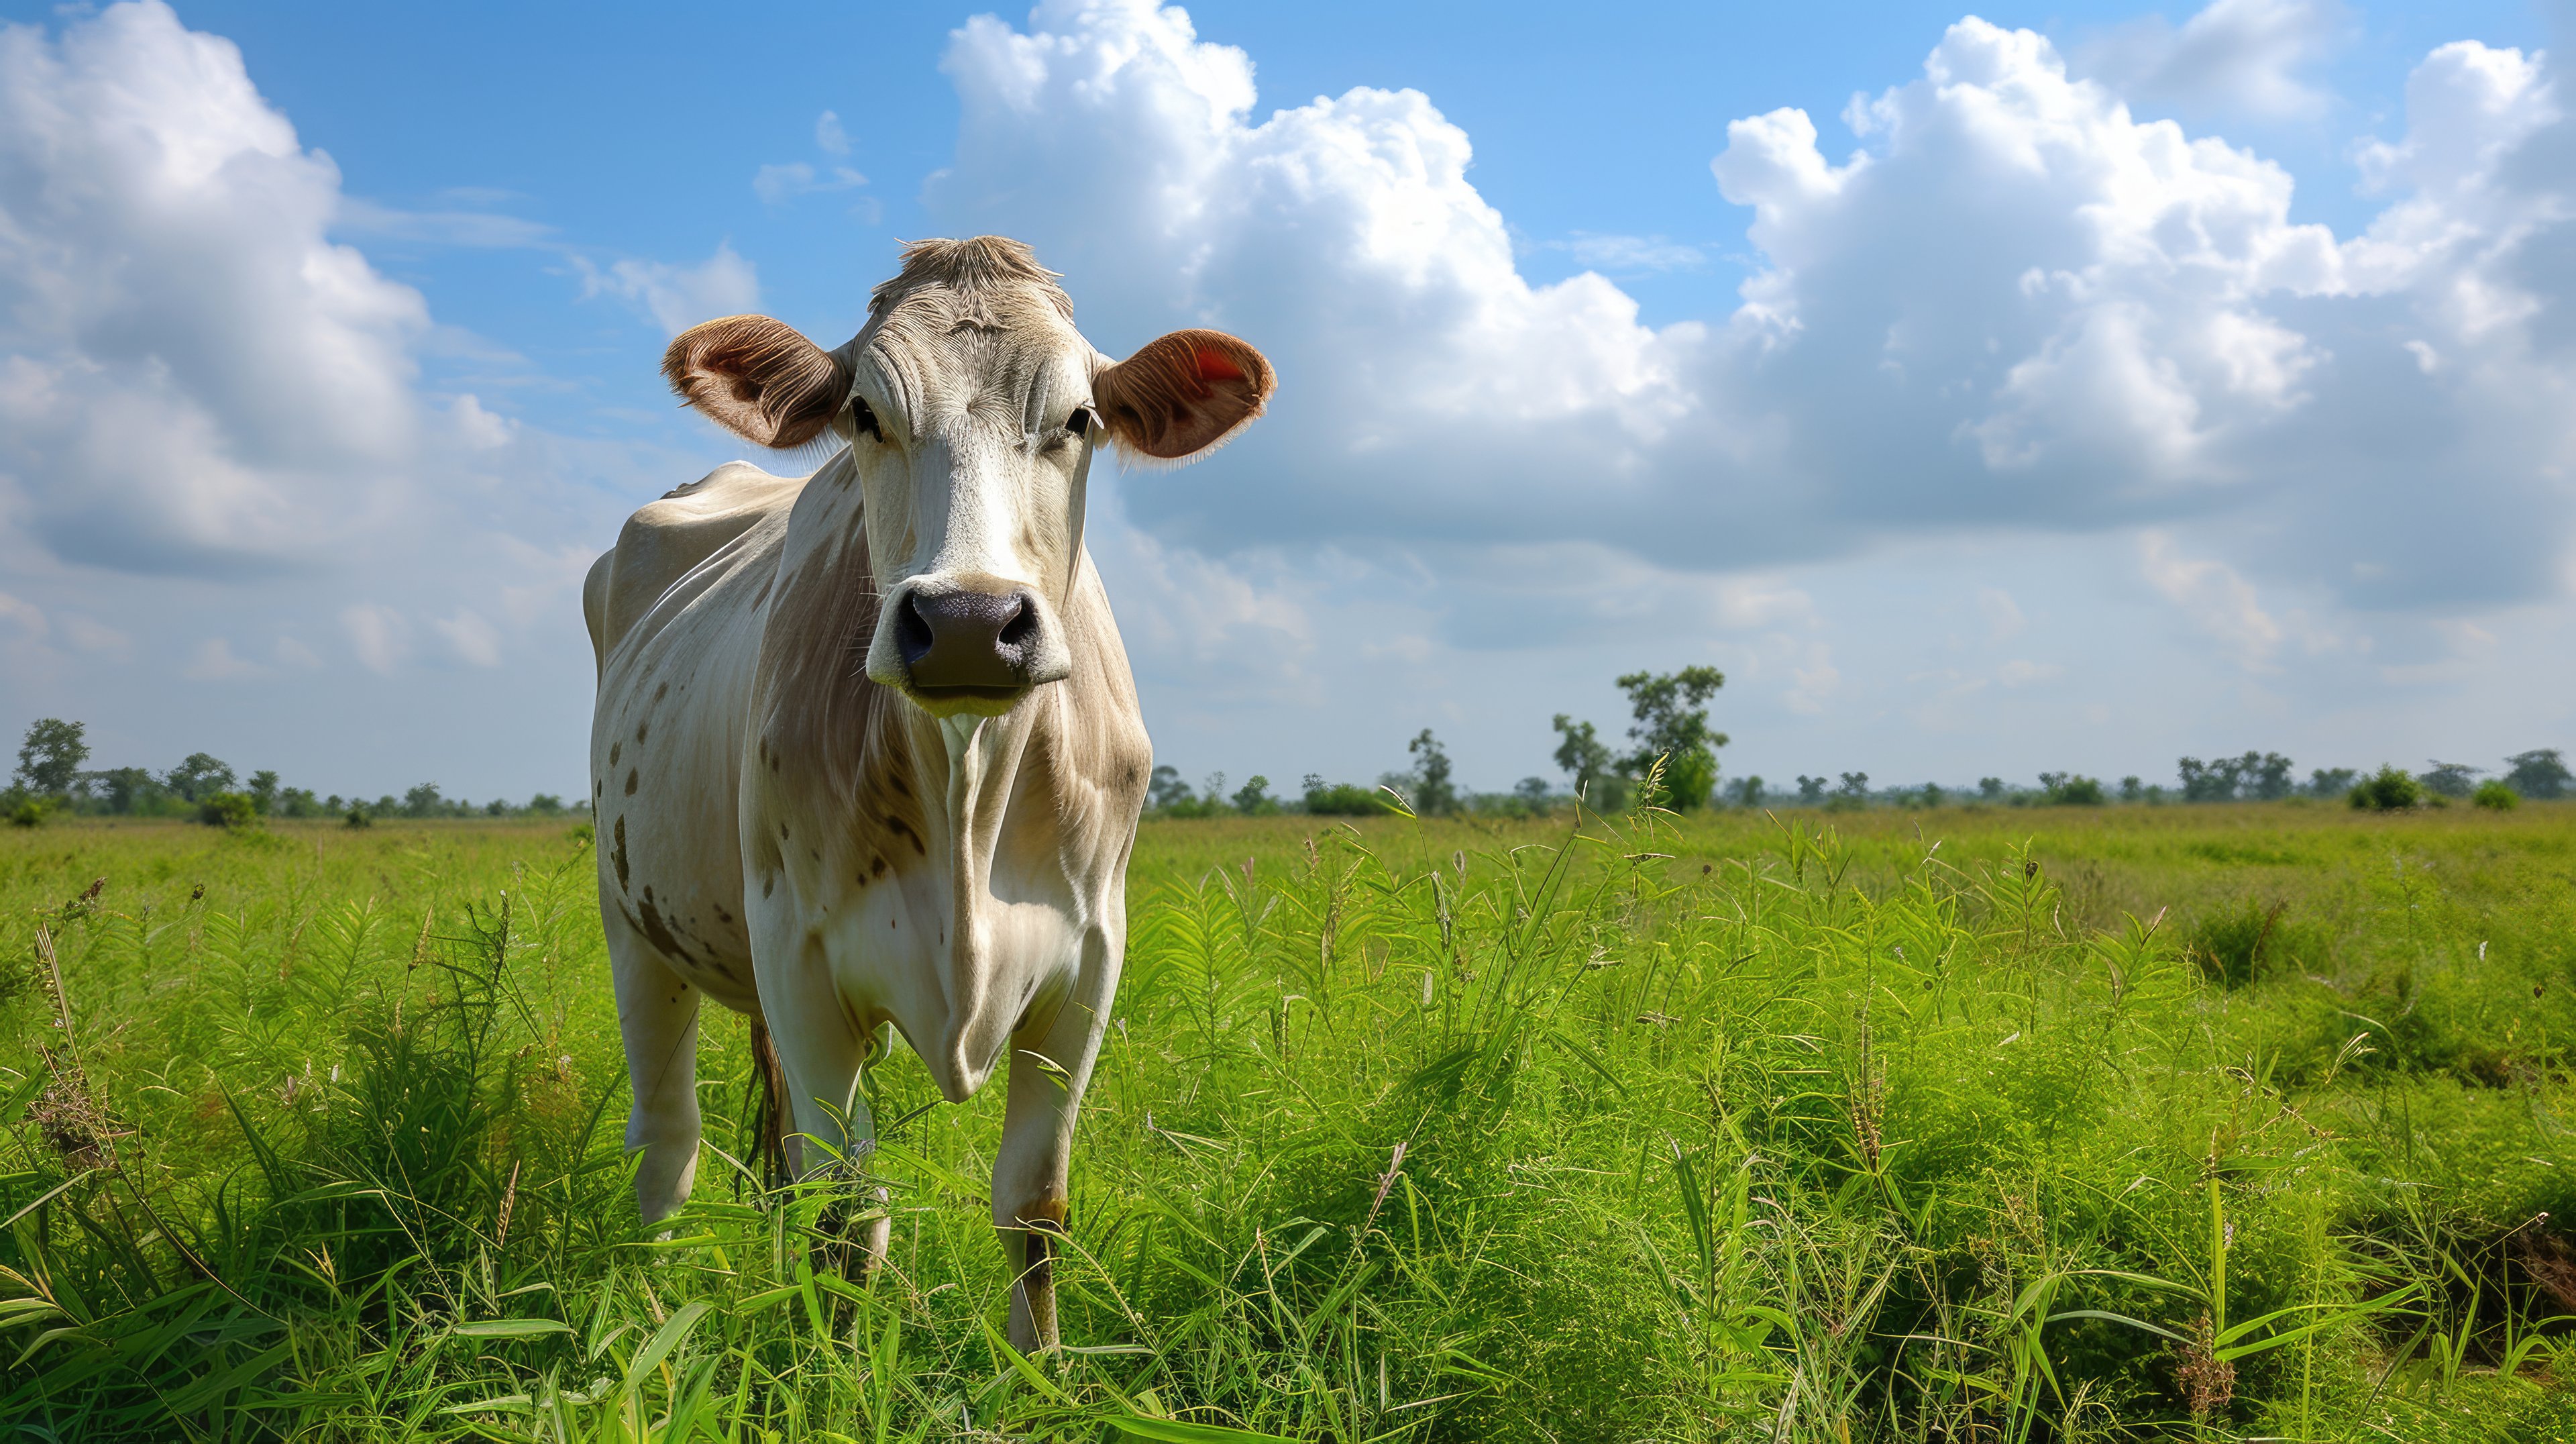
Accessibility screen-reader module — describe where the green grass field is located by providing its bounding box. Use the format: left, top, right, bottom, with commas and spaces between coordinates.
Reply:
5, 801, 2574, 1441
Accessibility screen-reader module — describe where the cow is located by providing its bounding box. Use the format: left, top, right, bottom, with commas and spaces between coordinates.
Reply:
581, 236, 1273, 1351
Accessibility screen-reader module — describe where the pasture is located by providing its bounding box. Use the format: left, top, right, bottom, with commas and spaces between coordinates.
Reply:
3, 802, 2573, 1441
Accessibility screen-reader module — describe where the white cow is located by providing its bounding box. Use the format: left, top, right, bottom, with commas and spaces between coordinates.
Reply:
582, 237, 1273, 1349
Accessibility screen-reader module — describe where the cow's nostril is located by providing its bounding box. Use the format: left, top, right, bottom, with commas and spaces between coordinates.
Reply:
997, 597, 1036, 651
896, 595, 936, 665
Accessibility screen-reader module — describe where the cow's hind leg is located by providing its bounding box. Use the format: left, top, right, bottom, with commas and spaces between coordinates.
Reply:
994, 938, 1118, 1353
608, 906, 703, 1225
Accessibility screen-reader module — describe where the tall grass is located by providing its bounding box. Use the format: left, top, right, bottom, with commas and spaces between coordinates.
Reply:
2, 803, 2572, 1440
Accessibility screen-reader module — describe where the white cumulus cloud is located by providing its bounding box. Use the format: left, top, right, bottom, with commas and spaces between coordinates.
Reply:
0, 0, 429, 576
922, 0, 2576, 641
580, 243, 761, 336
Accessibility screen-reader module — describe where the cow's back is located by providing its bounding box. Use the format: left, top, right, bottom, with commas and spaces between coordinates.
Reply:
589, 461, 806, 1011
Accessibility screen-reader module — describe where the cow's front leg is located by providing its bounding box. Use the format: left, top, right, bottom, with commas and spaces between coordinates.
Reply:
760, 943, 890, 1277
994, 931, 1119, 1353
608, 909, 702, 1226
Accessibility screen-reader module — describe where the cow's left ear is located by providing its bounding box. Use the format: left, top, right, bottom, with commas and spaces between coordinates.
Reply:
1093, 329, 1275, 461
663, 315, 853, 448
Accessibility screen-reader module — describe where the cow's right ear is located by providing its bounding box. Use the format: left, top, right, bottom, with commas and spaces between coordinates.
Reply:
1093, 329, 1275, 461
663, 316, 852, 448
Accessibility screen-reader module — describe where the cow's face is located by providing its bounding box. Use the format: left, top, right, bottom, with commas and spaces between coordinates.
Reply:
662, 238, 1273, 719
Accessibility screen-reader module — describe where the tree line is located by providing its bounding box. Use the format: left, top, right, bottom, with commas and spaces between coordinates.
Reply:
15, 699, 2567, 831
6, 719, 570, 828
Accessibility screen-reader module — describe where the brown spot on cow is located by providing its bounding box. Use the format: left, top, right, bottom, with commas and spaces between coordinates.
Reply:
612, 817, 630, 891
654, 680, 669, 702
636, 719, 650, 743
871, 856, 888, 878
761, 874, 775, 898
635, 888, 693, 964
712, 904, 733, 924
610, 741, 622, 766
887, 815, 926, 856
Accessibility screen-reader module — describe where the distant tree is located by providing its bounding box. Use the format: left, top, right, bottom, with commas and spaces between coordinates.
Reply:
403, 782, 446, 817
1513, 776, 1552, 806
2350, 766, 2422, 811
94, 766, 162, 815
1796, 775, 1829, 805
1978, 777, 2006, 801
527, 793, 566, 816
2039, 772, 2106, 805
1837, 772, 1870, 798
2180, 751, 2294, 802
246, 769, 280, 815
2504, 750, 2570, 800
2420, 760, 2482, 798
1231, 774, 1281, 815
166, 753, 236, 803
2306, 768, 2359, 799
13, 718, 89, 797
197, 792, 258, 830
2119, 776, 2143, 803
2473, 780, 2519, 811
1614, 666, 1727, 809
1725, 775, 1766, 808
1407, 730, 1459, 815
1303, 774, 1389, 816
1146, 765, 1195, 812
277, 787, 325, 818
1550, 715, 1615, 803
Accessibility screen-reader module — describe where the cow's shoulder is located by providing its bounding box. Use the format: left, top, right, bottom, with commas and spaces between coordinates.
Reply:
590, 462, 808, 665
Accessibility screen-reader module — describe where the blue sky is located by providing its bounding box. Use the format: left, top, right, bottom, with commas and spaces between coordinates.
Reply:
3, 0, 2572, 801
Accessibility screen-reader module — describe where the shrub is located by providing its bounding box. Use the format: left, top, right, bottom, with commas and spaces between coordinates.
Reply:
344, 805, 374, 829
2473, 779, 2518, 811
2038, 771, 2106, 805
197, 791, 260, 829
7, 796, 44, 828
2349, 765, 2422, 811
2188, 898, 2332, 988
1302, 780, 1390, 817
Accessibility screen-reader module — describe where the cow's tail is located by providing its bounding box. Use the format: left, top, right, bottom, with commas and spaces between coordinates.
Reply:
748, 1019, 793, 1192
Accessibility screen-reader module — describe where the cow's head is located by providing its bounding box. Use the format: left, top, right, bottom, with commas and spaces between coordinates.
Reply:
662, 237, 1273, 717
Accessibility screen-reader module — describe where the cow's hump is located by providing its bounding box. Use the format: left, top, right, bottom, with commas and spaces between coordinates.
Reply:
587, 461, 806, 665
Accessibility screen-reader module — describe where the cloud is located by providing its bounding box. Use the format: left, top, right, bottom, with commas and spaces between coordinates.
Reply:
0, 0, 431, 576
1978, 587, 2027, 640
751, 162, 869, 205
579, 242, 761, 336
433, 608, 502, 667
0, 589, 43, 639
333, 197, 553, 248
1557, 233, 1705, 272
922, 1, 2576, 636
342, 603, 411, 674
2140, 529, 2285, 670
816, 109, 851, 157
60, 613, 130, 658
2080, 0, 2344, 121
182, 637, 266, 680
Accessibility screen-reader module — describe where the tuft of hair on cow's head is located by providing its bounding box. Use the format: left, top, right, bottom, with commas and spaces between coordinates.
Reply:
1091, 329, 1275, 462
663, 316, 852, 449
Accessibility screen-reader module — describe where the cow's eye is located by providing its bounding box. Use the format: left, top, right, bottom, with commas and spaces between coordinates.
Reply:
851, 395, 881, 441
1065, 405, 1093, 439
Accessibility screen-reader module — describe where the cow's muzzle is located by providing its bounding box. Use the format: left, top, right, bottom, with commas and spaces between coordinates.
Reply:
887, 581, 1068, 711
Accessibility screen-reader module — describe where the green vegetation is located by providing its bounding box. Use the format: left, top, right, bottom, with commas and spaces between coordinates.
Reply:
5, 800, 2574, 1441
3, 718, 572, 825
